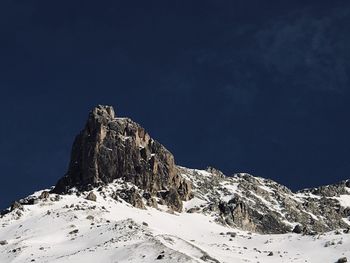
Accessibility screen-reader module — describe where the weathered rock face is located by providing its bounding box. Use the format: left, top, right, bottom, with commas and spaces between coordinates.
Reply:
180, 167, 350, 234
53, 105, 192, 212
217, 194, 290, 234
119, 187, 145, 209
300, 180, 350, 197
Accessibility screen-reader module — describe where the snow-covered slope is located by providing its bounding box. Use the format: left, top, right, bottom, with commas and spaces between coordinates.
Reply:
1, 177, 349, 263
1, 105, 349, 263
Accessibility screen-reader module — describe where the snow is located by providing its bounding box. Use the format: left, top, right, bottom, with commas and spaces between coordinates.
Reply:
335, 195, 350, 208
193, 169, 212, 178
219, 182, 239, 202
1, 190, 349, 263
258, 184, 275, 194
183, 197, 207, 210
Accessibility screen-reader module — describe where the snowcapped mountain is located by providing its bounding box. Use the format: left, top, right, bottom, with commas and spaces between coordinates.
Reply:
1, 105, 349, 263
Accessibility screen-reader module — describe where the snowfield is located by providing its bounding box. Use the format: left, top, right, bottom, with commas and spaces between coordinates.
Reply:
1, 188, 349, 263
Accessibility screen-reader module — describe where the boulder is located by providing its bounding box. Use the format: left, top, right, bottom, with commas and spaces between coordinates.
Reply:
86, 192, 97, 202
123, 188, 145, 209
293, 225, 303, 234
0, 240, 7, 245
164, 188, 183, 212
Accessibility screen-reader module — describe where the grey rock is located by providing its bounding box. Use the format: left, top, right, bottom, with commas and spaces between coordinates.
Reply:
146, 197, 158, 209
226, 232, 236, 238
11, 202, 23, 211
69, 229, 79, 235
187, 207, 200, 213
86, 192, 97, 202
86, 215, 94, 220
164, 188, 183, 212
206, 167, 225, 178
180, 167, 350, 234
293, 225, 303, 234
338, 257, 347, 263
53, 105, 192, 212
39, 191, 50, 200
0, 240, 8, 245
119, 187, 145, 209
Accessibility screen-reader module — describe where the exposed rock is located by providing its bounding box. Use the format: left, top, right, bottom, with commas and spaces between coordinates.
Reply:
187, 207, 200, 213
293, 225, 303, 234
338, 257, 348, 263
11, 202, 23, 211
0, 240, 7, 245
119, 187, 145, 209
54, 195, 61, 202
206, 167, 225, 178
302, 180, 350, 197
86, 192, 97, 202
142, 192, 158, 208
5, 196, 38, 209
218, 195, 290, 234
53, 105, 192, 212
69, 229, 79, 235
226, 232, 236, 238
164, 188, 183, 212
200, 253, 221, 263
39, 191, 50, 200
180, 167, 350, 234
86, 215, 94, 220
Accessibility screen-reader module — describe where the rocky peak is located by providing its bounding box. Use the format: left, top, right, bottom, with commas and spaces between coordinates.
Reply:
53, 105, 192, 212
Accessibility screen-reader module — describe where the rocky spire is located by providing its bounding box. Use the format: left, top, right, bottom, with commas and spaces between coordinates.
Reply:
53, 105, 192, 211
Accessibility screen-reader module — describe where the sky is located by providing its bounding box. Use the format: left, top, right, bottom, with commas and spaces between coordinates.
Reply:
1, 0, 350, 209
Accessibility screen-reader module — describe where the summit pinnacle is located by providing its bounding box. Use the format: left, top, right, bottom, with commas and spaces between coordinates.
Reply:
53, 105, 192, 212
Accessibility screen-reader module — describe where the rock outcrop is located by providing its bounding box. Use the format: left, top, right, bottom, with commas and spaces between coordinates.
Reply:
85, 192, 97, 202
180, 167, 350, 234
53, 105, 192, 212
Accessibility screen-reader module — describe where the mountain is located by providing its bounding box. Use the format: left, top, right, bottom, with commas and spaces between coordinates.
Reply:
1, 105, 349, 263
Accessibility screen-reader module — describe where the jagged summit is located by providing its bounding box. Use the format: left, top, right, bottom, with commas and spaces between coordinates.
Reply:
92, 104, 116, 120
53, 105, 192, 212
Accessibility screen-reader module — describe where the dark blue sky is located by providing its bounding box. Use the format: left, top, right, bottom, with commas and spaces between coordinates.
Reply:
1, 0, 350, 209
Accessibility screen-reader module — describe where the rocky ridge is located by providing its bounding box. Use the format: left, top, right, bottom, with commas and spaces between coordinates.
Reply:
180, 167, 350, 234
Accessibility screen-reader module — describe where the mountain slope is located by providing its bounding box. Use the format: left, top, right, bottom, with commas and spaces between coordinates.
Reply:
0, 183, 349, 263
1, 105, 349, 263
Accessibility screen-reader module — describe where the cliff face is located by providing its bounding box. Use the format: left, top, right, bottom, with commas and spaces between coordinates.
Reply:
53, 105, 192, 212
